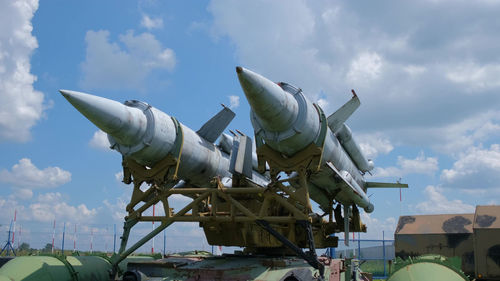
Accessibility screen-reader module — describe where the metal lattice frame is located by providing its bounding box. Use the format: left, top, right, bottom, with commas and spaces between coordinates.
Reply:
111, 107, 344, 279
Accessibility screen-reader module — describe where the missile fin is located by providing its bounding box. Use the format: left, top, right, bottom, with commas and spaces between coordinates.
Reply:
196, 106, 236, 143
365, 182, 409, 188
229, 135, 253, 179
344, 204, 350, 246
326, 92, 360, 133
325, 162, 374, 213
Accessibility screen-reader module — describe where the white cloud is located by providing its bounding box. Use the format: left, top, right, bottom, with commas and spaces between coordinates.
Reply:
141, 14, 163, 30
103, 198, 128, 222
89, 130, 111, 150
115, 171, 124, 183
446, 62, 500, 91
404, 110, 500, 156
207, 0, 500, 163
361, 212, 396, 239
0, 0, 46, 142
0, 158, 71, 188
415, 185, 475, 214
170, 194, 192, 205
0, 197, 23, 222
13, 188, 33, 200
228, 95, 240, 109
316, 98, 329, 111
357, 134, 394, 160
80, 30, 176, 91
208, 0, 332, 96
372, 152, 438, 178
441, 144, 500, 189
403, 65, 426, 76
347, 52, 383, 83
29, 192, 97, 223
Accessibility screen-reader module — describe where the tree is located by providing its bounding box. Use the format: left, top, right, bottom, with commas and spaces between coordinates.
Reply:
18, 242, 30, 251
42, 243, 52, 252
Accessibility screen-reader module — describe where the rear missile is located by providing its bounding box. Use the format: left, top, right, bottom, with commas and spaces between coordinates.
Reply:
235, 66, 298, 132
236, 67, 375, 213
60, 90, 268, 188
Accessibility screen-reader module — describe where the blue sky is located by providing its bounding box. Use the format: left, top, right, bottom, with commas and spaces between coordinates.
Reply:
1, 0, 499, 253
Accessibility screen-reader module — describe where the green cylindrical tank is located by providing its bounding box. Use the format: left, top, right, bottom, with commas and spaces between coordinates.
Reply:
0, 256, 112, 281
117, 256, 154, 273
387, 255, 470, 281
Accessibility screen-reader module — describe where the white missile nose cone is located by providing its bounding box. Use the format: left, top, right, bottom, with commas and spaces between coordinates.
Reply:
236, 66, 269, 99
59, 89, 72, 98
60, 89, 147, 146
364, 203, 374, 213
236, 66, 298, 132
60, 89, 123, 134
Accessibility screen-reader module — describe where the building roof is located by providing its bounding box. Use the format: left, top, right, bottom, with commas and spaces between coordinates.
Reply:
474, 205, 500, 229
395, 214, 474, 235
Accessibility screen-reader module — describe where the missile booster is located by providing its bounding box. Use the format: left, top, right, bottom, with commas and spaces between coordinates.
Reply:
60, 90, 268, 188
236, 67, 377, 213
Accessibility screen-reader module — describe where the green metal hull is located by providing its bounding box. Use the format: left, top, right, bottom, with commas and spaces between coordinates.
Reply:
387, 255, 469, 281
0, 255, 154, 281
0, 256, 111, 281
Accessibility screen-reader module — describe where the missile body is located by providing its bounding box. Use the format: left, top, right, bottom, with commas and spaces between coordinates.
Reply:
236, 67, 374, 213
60, 90, 267, 188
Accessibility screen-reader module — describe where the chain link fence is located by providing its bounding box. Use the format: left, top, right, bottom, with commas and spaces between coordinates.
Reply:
325, 233, 394, 279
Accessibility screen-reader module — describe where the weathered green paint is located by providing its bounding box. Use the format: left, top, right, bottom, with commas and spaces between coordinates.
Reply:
0, 256, 111, 281
0, 255, 155, 281
387, 255, 469, 281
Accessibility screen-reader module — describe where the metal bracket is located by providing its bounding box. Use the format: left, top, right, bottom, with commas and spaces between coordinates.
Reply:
312, 103, 328, 149
169, 116, 184, 180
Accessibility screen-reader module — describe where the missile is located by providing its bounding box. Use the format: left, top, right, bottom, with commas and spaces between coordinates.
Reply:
236, 66, 377, 213
60, 89, 268, 188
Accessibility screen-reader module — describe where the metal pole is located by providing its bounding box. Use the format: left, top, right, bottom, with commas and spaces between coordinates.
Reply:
8, 220, 12, 255
152, 205, 155, 254
383, 231, 386, 277
113, 224, 116, 253
73, 224, 76, 252
62, 222, 66, 254
357, 232, 361, 259
105, 225, 108, 253
90, 228, 93, 254
163, 229, 166, 257
2, 220, 13, 255
18, 225, 21, 250
51, 220, 56, 254
12, 210, 16, 246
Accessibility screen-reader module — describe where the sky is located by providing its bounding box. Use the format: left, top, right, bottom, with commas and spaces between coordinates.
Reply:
1, 0, 499, 254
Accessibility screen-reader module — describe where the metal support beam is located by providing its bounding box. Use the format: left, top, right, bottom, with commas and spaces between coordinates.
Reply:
256, 219, 325, 280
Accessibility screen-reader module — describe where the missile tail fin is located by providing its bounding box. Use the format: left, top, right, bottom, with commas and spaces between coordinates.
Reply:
327, 91, 360, 133
325, 162, 374, 213
196, 106, 235, 143
229, 134, 253, 180
344, 204, 350, 246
